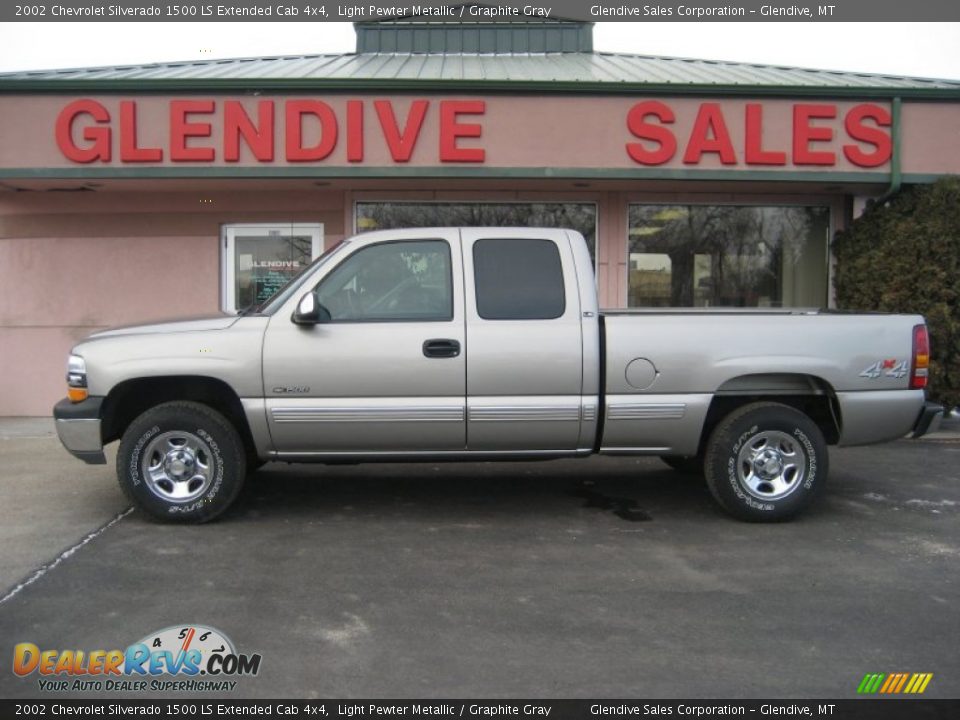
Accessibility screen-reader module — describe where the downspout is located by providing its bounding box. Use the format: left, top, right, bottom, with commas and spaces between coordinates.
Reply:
873, 96, 902, 206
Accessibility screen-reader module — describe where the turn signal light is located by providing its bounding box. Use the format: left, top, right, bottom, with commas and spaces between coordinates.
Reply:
66, 354, 88, 402
910, 324, 930, 390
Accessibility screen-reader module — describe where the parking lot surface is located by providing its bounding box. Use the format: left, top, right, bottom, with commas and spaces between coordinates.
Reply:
0, 421, 958, 699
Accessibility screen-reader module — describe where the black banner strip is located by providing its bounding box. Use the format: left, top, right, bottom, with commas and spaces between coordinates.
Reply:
0, 699, 958, 720
3, 1, 960, 23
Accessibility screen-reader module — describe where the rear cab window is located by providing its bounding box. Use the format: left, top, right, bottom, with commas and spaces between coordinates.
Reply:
472, 238, 566, 320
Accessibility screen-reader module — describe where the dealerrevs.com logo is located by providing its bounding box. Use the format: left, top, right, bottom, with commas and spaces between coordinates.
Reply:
13, 624, 262, 693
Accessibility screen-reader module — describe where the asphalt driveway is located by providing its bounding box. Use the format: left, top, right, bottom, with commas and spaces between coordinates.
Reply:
0, 420, 957, 699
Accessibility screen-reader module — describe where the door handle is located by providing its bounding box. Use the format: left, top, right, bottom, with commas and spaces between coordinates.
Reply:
423, 339, 461, 358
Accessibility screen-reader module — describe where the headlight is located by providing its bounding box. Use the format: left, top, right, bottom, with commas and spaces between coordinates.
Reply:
67, 354, 88, 402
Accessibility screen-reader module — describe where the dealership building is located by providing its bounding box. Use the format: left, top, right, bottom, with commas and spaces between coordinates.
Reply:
1, 17, 959, 415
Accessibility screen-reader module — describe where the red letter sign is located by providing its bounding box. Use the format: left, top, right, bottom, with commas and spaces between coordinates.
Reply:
55, 100, 111, 164
843, 104, 892, 167
439, 101, 485, 163
224, 100, 274, 162
744, 104, 786, 166
170, 100, 216, 162
347, 100, 364, 163
120, 101, 163, 163
376, 100, 429, 163
626, 101, 676, 165
793, 104, 836, 165
285, 100, 338, 162
684, 103, 736, 165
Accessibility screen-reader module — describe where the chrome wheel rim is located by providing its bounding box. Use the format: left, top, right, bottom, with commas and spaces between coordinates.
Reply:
736, 430, 806, 501
141, 431, 214, 503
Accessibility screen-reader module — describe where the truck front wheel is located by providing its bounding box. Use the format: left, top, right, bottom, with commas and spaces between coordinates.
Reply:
117, 401, 246, 523
704, 402, 827, 522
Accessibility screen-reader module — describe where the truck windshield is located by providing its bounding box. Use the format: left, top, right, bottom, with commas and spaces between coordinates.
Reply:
244, 246, 341, 316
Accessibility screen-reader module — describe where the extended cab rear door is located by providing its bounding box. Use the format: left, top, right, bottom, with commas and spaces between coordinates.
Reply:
461, 228, 584, 451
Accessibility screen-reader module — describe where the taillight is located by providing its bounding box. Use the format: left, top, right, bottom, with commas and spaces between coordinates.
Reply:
910, 324, 929, 390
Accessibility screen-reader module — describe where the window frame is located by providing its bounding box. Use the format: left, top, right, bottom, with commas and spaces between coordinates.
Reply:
221, 223, 323, 314
352, 198, 599, 272
624, 202, 832, 310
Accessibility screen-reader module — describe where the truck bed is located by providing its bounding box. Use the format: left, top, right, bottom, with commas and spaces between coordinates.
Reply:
598, 311, 926, 454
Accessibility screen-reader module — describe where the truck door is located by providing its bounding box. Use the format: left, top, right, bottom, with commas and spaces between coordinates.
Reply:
262, 230, 466, 454
461, 229, 584, 451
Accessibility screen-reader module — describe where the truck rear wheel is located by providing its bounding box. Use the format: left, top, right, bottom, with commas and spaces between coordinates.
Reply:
704, 402, 827, 522
117, 401, 246, 523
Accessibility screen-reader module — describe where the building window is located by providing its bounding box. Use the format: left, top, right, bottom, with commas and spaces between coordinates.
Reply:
473, 238, 566, 320
355, 202, 597, 264
315, 240, 453, 322
221, 223, 323, 313
627, 205, 829, 308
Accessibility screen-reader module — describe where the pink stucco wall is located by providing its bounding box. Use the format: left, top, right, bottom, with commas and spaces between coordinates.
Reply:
900, 103, 960, 175
0, 189, 347, 416
0, 232, 220, 417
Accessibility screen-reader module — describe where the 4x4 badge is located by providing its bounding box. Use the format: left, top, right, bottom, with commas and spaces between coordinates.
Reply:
860, 359, 908, 379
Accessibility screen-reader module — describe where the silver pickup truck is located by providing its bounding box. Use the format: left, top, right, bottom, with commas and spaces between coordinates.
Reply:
54, 227, 943, 523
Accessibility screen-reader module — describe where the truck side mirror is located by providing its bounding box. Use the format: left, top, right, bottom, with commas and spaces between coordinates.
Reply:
292, 292, 331, 325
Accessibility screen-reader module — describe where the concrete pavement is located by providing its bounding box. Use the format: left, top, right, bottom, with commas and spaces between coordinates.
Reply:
0, 421, 128, 595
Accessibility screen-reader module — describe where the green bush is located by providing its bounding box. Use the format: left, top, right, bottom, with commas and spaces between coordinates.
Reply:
833, 177, 960, 410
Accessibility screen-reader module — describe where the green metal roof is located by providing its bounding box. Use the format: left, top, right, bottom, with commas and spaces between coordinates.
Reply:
2, 51, 959, 97
356, 19, 593, 53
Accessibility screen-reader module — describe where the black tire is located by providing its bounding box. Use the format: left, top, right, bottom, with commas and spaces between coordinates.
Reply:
117, 401, 246, 523
704, 402, 828, 522
659, 454, 704, 475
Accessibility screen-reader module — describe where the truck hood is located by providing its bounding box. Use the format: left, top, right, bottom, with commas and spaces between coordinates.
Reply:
87, 314, 241, 339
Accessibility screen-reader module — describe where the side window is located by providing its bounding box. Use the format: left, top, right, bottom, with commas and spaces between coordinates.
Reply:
473, 239, 566, 320
315, 240, 453, 322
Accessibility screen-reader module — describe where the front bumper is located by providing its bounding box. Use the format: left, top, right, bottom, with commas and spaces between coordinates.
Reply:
53, 397, 106, 464
911, 401, 945, 439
